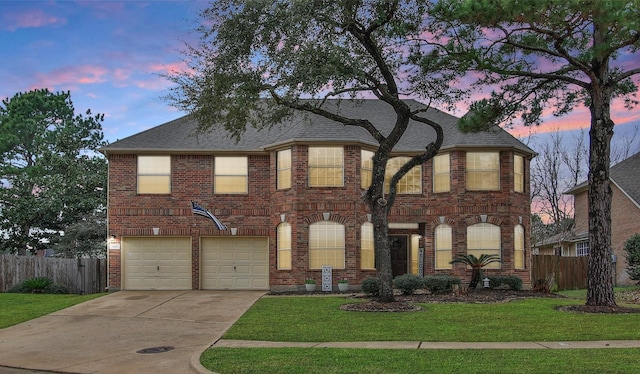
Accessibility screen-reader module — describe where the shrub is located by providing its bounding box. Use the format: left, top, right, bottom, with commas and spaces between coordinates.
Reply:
6, 277, 69, 294
21, 277, 53, 293
424, 274, 461, 294
623, 233, 640, 284
393, 274, 425, 295
487, 276, 523, 290
361, 277, 380, 296
44, 283, 70, 294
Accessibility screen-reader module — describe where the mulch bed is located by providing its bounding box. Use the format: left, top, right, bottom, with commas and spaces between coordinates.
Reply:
339, 289, 564, 312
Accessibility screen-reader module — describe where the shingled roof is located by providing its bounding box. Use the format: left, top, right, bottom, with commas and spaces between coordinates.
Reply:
100, 99, 535, 156
565, 151, 640, 207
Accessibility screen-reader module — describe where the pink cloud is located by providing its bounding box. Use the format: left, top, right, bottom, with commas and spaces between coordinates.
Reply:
4, 9, 66, 31
32, 65, 108, 88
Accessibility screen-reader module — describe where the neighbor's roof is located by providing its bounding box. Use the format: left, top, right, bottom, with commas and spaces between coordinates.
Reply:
565, 151, 640, 207
99, 99, 536, 156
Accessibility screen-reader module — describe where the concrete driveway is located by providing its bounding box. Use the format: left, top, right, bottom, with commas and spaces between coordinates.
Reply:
0, 290, 264, 374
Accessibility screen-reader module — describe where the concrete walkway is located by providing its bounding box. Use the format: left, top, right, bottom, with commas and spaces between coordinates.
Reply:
0, 290, 264, 374
212, 339, 640, 350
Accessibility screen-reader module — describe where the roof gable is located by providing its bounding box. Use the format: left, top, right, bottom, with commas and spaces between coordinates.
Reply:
565, 151, 640, 207
100, 99, 535, 156
610, 151, 640, 206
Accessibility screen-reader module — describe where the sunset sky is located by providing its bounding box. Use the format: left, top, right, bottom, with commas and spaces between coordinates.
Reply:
1, 1, 639, 144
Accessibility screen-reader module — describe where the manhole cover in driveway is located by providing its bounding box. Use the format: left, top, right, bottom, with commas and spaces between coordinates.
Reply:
136, 346, 175, 354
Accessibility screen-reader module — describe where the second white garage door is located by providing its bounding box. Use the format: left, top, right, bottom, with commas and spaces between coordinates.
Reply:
201, 237, 269, 290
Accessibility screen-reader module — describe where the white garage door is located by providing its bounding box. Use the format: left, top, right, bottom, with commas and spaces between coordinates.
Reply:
201, 237, 269, 290
123, 237, 192, 290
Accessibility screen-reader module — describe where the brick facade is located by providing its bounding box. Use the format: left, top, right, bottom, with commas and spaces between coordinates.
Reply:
106, 145, 532, 290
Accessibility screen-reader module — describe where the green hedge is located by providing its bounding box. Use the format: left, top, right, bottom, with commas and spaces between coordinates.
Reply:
393, 274, 425, 295
424, 275, 461, 294
487, 276, 522, 290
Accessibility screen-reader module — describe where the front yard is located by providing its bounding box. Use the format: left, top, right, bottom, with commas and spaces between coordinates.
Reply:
0, 293, 105, 329
203, 288, 640, 373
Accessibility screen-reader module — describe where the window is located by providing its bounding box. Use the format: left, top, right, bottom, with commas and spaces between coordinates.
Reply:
361, 152, 421, 194
410, 234, 421, 274
467, 223, 501, 269
384, 157, 421, 194
277, 149, 292, 190
576, 241, 589, 257
215, 156, 248, 194
514, 225, 524, 269
435, 224, 452, 269
361, 223, 374, 269
309, 147, 344, 187
514, 154, 524, 193
309, 221, 345, 269
137, 156, 171, 194
277, 223, 292, 270
433, 153, 451, 193
361, 149, 374, 189
466, 152, 499, 190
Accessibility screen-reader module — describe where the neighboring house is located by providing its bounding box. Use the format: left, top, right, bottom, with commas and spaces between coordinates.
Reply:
534, 151, 640, 286
99, 99, 535, 291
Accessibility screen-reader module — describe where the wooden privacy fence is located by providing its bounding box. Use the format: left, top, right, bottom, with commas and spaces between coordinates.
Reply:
0, 255, 106, 294
531, 255, 589, 290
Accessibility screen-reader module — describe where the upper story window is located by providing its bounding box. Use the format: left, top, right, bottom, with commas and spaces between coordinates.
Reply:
277, 149, 292, 190
214, 156, 248, 194
433, 153, 451, 193
309, 221, 345, 269
467, 223, 501, 269
137, 156, 171, 194
360, 222, 374, 269
466, 152, 500, 191
514, 154, 524, 193
309, 147, 343, 187
361, 152, 422, 194
385, 157, 421, 194
514, 224, 524, 269
361, 150, 374, 189
277, 223, 292, 270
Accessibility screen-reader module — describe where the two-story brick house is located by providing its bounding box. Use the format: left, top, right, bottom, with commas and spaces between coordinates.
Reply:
100, 99, 535, 291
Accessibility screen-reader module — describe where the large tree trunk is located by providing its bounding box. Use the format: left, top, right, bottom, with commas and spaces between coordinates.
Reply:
585, 73, 616, 307
372, 202, 394, 302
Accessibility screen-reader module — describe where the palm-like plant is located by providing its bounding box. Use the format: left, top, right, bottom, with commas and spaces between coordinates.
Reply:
450, 254, 502, 289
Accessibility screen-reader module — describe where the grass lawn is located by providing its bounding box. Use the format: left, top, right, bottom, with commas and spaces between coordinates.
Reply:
202, 289, 640, 373
223, 296, 639, 342
202, 348, 640, 374
0, 293, 105, 329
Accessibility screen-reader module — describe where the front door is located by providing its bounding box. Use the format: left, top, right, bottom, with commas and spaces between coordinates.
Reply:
390, 235, 408, 277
